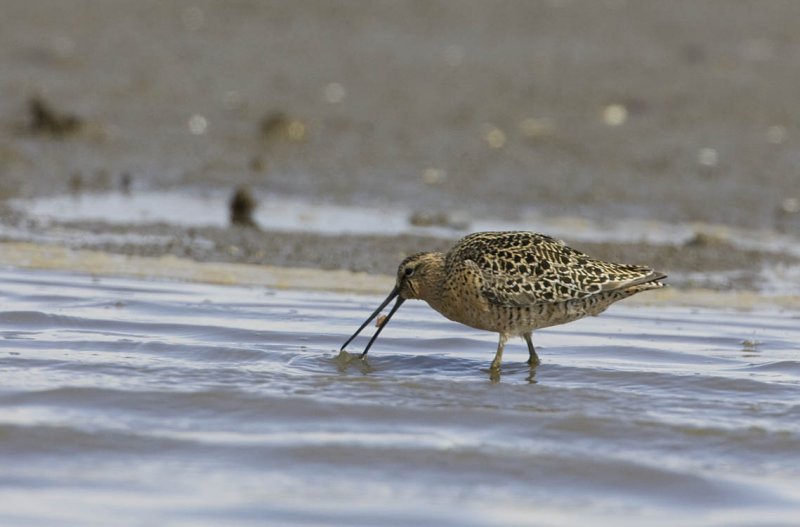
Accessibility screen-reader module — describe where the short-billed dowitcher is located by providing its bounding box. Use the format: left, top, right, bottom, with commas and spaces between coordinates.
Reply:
341, 231, 666, 370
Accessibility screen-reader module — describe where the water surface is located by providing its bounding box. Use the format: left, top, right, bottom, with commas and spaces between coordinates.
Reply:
1, 268, 799, 526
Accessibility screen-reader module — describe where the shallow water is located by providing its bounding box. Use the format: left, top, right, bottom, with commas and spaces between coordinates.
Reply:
1, 267, 799, 526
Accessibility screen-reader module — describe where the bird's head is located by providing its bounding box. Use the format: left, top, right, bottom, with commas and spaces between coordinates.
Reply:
339, 251, 445, 358
395, 252, 445, 301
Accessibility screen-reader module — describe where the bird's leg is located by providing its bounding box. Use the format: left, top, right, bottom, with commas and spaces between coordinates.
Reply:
490, 333, 508, 370
524, 332, 540, 366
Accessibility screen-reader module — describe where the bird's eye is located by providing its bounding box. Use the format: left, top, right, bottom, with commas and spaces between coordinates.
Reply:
404, 266, 415, 277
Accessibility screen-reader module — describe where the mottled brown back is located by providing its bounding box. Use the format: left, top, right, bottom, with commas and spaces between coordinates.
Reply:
445, 231, 665, 308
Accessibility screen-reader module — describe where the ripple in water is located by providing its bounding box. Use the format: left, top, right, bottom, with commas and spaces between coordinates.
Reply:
1, 268, 799, 526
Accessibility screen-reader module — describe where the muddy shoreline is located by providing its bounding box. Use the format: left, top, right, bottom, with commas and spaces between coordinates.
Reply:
2, 200, 794, 291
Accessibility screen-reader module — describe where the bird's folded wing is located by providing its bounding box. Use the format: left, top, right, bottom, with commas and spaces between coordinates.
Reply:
447, 231, 660, 308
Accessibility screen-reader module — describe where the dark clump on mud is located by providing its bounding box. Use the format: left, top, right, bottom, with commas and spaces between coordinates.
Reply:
259, 112, 290, 140
408, 210, 469, 230
229, 187, 259, 228
258, 111, 306, 143
23, 95, 84, 138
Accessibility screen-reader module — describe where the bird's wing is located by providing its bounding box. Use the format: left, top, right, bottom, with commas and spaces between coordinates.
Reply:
447, 231, 663, 307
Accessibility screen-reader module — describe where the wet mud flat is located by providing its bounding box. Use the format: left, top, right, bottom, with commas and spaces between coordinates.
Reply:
2, 1, 800, 230
1, 267, 799, 526
2, 0, 800, 296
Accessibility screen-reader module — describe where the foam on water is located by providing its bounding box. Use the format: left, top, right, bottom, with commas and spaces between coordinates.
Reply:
1, 267, 799, 526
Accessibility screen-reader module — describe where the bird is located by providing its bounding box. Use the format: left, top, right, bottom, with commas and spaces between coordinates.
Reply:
340, 231, 667, 371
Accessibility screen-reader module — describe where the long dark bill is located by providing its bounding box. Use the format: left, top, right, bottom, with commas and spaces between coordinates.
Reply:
340, 287, 406, 358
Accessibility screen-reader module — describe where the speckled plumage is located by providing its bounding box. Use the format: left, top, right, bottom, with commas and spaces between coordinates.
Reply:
341, 231, 666, 371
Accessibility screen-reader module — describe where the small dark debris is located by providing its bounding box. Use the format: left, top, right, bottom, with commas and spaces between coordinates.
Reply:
683, 232, 730, 249
120, 172, 133, 194
259, 111, 289, 139
258, 111, 306, 142
409, 210, 468, 230
229, 186, 259, 228
26, 95, 84, 137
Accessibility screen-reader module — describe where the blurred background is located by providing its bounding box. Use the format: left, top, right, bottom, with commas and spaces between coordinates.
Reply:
1, 0, 799, 289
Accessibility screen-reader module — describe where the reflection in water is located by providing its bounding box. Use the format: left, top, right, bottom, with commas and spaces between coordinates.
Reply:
526, 365, 538, 385
489, 363, 539, 384
0, 268, 799, 526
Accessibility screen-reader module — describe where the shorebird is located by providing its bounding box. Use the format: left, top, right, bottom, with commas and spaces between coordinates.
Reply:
341, 231, 666, 370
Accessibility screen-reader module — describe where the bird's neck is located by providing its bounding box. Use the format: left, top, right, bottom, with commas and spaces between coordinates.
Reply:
415, 253, 447, 306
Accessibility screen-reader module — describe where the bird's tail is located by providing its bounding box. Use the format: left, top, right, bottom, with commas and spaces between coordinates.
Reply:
620, 271, 667, 295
